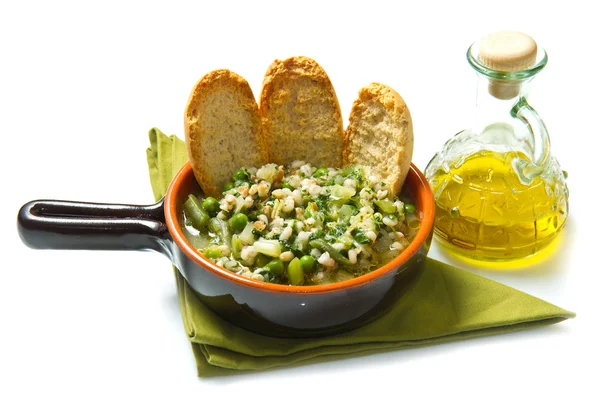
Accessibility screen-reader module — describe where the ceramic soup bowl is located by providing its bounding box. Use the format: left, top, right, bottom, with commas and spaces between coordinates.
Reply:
18, 162, 434, 337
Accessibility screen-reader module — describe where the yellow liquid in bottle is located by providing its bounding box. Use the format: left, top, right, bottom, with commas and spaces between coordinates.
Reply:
428, 150, 568, 261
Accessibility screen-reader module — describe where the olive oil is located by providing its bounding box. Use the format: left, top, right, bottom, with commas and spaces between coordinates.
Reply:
425, 31, 570, 264
427, 150, 568, 260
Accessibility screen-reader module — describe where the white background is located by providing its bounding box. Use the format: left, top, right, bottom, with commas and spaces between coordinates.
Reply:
1, 1, 597, 399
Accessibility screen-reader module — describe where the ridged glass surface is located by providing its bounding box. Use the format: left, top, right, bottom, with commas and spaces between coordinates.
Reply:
426, 147, 568, 260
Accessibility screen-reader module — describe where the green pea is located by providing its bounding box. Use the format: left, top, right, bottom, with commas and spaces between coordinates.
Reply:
254, 254, 270, 268
287, 258, 304, 285
299, 255, 315, 273
202, 196, 220, 216
233, 168, 249, 182
404, 204, 417, 214
265, 259, 284, 276
313, 167, 329, 178
229, 213, 249, 233
282, 182, 294, 190
223, 182, 234, 191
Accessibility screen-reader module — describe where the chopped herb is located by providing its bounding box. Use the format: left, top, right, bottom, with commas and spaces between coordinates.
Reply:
329, 221, 350, 238
252, 228, 262, 237
281, 241, 304, 257
315, 194, 329, 210
351, 228, 371, 244
372, 213, 383, 229
259, 270, 274, 282
309, 230, 325, 241
340, 165, 365, 185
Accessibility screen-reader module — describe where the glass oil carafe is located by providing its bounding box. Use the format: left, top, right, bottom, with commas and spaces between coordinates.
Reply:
425, 31, 568, 262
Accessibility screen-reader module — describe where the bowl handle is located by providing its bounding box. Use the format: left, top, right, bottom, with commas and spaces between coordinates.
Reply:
17, 198, 171, 256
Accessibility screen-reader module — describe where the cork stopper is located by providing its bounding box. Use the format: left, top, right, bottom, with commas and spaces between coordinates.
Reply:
478, 31, 538, 99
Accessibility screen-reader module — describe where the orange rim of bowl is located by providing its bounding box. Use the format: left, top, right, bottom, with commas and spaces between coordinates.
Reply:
165, 162, 434, 294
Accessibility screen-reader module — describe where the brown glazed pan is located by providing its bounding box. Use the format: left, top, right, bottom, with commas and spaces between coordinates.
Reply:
18, 162, 434, 337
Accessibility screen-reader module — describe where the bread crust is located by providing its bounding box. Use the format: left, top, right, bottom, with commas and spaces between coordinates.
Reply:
184, 69, 267, 197
184, 62, 414, 199
343, 83, 414, 194
259, 56, 344, 167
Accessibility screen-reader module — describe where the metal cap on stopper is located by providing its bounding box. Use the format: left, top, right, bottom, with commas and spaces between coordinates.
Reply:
479, 31, 538, 99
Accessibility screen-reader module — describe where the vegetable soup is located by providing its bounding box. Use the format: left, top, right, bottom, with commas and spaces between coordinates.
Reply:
182, 162, 420, 285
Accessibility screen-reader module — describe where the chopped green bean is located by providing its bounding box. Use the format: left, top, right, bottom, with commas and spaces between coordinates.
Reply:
184, 194, 210, 229
232, 234, 242, 258
287, 258, 304, 285
309, 239, 352, 265
209, 217, 231, 247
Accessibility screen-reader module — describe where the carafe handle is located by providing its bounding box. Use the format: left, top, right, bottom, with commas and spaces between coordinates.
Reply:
511, 98, 550, 181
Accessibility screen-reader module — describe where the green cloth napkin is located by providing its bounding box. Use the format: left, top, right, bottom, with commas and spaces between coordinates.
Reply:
146, 128, 575, 377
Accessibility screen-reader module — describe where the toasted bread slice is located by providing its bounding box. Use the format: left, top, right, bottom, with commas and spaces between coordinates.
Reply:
344, 83, 414, 194
184, 69, 267, 197
259, 56, 344, 167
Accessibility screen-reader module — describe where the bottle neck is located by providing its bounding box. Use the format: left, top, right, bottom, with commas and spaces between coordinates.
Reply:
471, 73, 551, 182
472, 74, 534, 152
473, 73, 532, 133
